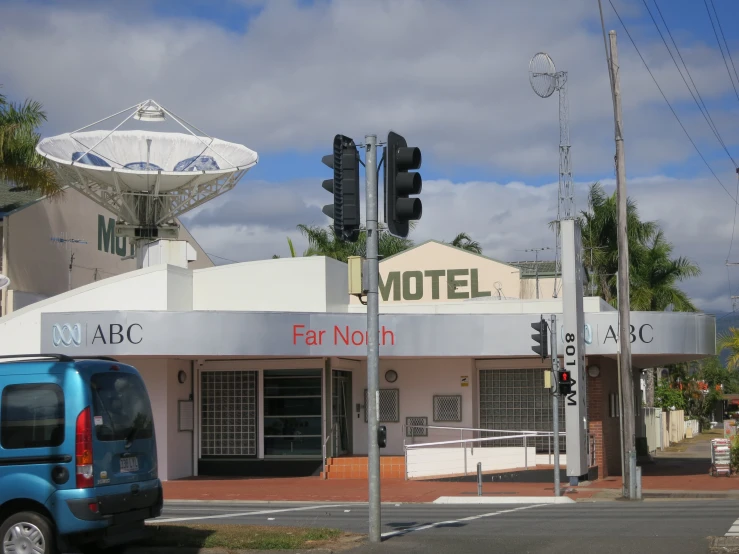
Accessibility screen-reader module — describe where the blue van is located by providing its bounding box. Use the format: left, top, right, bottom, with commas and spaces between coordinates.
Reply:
0, 354, 162, 553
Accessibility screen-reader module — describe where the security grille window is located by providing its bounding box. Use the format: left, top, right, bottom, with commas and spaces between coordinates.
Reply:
364, 389, 400, 423
479, 369, 565, 451
433, 395, 462, 422
405, 416, 428, 437
201, 371, 257, 457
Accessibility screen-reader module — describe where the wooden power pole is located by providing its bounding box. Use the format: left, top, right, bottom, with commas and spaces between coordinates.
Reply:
609, 30, 637, 499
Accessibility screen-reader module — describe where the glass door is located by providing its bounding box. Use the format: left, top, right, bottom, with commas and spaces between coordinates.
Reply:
263, 369, 322, 457
332, 371, 351, 457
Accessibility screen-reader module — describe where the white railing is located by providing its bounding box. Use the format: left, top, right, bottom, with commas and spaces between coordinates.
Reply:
402, 425, 568, 480
322, 422, 338, 480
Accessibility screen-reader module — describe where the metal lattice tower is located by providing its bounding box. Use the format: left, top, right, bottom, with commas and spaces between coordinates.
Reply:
529, 53, 575, 298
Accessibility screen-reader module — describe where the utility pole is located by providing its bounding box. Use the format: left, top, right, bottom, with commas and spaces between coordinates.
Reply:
525, 247, 551, 299
365, 134, 381, 543
550, 314, 561, 497
608, 30, 637, 500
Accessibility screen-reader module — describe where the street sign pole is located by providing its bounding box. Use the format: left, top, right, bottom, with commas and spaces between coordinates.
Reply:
365, 134, 381, 543
550, 314, 560, 497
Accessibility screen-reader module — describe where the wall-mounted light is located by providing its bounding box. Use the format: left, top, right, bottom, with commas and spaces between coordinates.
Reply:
178, 370, 187, 384
385, 369, 398, 383
588, 365, 600, 378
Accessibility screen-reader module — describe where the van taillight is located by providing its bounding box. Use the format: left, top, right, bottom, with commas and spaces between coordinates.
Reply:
75, 407, 94, 489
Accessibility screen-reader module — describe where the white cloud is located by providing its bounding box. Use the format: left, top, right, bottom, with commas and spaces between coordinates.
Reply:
1, 0, 736, 177
1, 0, 735, 312
181, 171, 733, 313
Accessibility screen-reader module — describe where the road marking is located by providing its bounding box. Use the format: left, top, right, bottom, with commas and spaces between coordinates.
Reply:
725, 518, 739, 536
154, 504, 346, 524
380, 504, 544, 539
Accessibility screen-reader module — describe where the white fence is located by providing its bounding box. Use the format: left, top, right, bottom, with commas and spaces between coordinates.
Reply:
643, 408, 700, 453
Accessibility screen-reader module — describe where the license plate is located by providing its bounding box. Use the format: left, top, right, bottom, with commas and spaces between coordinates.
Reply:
120, 456, 139, 473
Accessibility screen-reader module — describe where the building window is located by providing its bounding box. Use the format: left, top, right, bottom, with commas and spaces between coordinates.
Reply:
405, 416, 428, 437
479, 369, 564, 451
263, 369, 322, 457
433, 395, 462, 422
364, 389, 400, 423
201, 371, 257, 457
1, 384, 65, 450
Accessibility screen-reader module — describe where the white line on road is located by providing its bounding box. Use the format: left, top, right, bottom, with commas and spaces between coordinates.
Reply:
154, 504, 346, 524
380, 504, 544, 539
727, 519, 739, 536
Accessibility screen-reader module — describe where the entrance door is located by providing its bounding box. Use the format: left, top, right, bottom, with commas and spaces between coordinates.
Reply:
332, 371, 352, 457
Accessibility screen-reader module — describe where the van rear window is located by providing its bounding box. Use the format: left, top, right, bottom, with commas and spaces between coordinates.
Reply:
90, 373, 154, 442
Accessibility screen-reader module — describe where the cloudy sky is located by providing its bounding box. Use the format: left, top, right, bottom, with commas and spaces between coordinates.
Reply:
2, 0, 739, 314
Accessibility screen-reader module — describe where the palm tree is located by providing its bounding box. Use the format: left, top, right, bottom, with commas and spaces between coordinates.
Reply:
630, 230, 700, 311
577, 182, 657, 305
718, 328, 739, 371
272, 237, 299, 259
297, 222, 415, 262
448, 232, 482, 254
0, 89, 59, 196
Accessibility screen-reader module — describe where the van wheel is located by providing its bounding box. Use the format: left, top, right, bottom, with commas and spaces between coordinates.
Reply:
0, 511, 54, 554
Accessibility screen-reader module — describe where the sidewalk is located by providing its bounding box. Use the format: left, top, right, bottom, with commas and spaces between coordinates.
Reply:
163, 432, 739, 503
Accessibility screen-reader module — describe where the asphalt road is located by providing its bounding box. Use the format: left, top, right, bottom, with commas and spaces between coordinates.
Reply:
152, 499, 739, 553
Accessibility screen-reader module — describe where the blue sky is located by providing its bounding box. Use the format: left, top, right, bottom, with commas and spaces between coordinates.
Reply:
2, 0, 739, 311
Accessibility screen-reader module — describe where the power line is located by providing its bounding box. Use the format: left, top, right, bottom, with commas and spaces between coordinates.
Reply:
704, 0, 739, 105
648, 0, 737, 166
206, 252, 238, 263
607, 0, 738, 205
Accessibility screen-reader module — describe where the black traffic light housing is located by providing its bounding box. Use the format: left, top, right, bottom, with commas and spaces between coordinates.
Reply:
531, 318, 549, 361
385, 131, 422, 238
378, 425, 387, 448
322, 134, 361, 242
558, 370, 575, 396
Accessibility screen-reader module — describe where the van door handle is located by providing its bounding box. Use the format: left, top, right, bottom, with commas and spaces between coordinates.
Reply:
51, 466, 69, 485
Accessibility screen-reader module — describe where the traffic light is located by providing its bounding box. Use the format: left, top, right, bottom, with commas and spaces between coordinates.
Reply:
385, 131, 422, 238
378, 425, 387, 448
531, 318, 548, 361
558, 370, 575, 395
322, 134, 361, 242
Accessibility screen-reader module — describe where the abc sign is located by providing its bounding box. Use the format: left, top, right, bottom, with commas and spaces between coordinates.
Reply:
52, 323, 82, 347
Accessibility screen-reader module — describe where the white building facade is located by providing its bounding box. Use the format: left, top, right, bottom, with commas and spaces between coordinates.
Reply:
0, 241, 715, 482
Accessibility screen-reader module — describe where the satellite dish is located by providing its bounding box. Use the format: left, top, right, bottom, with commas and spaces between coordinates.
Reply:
529, 52, 557, 99
0, 274, 9, 290
35, 99, 259, 268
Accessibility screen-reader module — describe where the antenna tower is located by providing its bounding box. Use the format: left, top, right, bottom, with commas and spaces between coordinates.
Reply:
529, 52, 574, 298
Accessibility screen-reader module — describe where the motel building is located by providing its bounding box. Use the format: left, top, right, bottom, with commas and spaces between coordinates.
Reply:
0, 235, 715, 483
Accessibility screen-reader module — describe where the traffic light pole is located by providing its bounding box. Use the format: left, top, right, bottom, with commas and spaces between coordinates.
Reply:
550, 314, 560, 497
365, 134, 381, 543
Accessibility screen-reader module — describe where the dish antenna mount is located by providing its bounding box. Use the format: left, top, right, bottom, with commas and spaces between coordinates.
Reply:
529, 52, 573, 298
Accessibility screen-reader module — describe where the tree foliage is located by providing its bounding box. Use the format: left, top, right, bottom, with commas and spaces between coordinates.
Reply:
0, 88, 60, 196
576, 182, 699, 311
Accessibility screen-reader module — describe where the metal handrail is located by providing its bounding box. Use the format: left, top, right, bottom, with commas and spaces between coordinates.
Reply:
404, 431, 565, 449
322, 422, 338, 481
401, 423, 564, 437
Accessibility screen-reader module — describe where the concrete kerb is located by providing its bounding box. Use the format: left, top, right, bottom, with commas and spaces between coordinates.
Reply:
432, 496, 575, 505
122, 549, 339, 554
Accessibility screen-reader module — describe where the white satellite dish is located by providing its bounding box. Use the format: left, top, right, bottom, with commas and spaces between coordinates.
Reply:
0, 274, 9, 290
36, 99, 259, 268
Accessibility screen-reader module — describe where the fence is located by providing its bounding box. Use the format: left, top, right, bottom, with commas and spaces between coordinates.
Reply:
402, 425, 568, 480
